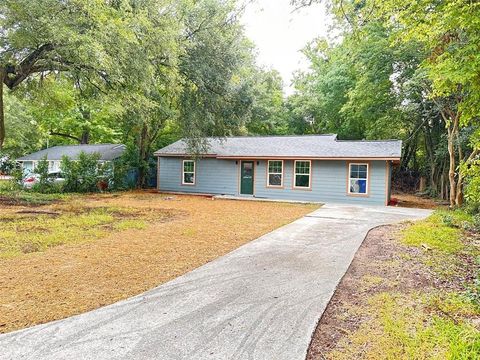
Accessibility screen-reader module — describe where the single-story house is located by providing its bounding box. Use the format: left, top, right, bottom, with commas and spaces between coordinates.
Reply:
17, 144, 126, 174
154, 134, 401, 205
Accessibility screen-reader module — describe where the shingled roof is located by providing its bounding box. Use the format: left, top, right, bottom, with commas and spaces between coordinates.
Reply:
154, 135, 402, 160
17, 144, 126, 161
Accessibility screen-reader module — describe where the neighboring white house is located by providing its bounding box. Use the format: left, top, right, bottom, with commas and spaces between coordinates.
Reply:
17, 144, 126, 174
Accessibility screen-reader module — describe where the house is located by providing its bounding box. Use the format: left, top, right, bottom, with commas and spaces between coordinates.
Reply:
17, 144, 126, 174
154, 135, 401, 205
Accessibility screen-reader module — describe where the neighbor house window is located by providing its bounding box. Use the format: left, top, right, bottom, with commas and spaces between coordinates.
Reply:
182, 160, 195, 185
48, 161, 60, 173
348, 163, 368, 195
294, 160, 311, 188
267, 160, 283, 187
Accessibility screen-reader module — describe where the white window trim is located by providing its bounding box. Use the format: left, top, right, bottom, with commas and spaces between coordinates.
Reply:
182, 159, 196, 185
293, 160, 311, 189
267, 160, 284, 188
348, 163, 369, 195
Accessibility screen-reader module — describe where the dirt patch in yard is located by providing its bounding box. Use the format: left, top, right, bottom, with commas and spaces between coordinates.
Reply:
307, 220, 480, 359
392, 192, 446, 209
0, 192, 317, 333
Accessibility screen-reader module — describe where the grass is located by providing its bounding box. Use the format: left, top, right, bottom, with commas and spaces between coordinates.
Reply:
331, 292, 480, 360
401, 209, 473, 254
0, 180, 69, 205
0, 204, 151, 257
396, 210, 480, 359
0, 191, 318, 333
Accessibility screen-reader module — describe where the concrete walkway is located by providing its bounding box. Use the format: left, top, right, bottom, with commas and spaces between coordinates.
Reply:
0, 204, 431, 360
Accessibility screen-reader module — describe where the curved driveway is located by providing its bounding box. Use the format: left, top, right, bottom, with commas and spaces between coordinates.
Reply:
0, 204, 431, 360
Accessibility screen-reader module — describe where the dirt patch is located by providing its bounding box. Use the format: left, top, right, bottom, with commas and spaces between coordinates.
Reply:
0, 196, 35, 206
392, 192, 446, 209
307, 223, 479, 359
16, 210, 60, 216
0, 191, 317, 333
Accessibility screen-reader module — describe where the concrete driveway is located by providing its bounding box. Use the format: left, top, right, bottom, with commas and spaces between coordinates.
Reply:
0, 204, 431, 360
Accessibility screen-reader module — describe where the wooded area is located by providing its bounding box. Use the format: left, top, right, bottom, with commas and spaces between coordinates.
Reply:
1, 0, 479, 209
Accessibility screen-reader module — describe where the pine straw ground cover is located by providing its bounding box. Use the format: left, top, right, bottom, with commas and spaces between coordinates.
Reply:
0, 191, 318, 333
307, 210, 480, 360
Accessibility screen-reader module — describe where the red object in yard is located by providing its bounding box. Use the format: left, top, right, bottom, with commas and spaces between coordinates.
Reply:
25, 177, 35, 183
97, 180, 109, 192
388, 197, 399, 206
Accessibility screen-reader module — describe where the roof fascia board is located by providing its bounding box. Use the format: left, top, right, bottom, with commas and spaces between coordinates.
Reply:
155, 154, 400, 161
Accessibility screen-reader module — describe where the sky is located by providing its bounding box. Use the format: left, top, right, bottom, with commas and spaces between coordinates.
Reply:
241, 0, 332, 95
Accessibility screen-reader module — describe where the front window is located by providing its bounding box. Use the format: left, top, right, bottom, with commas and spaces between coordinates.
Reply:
267, 160, 283, 187
182, 160, 195, 185
348, 163, 368, 194
294, 160, 311, 188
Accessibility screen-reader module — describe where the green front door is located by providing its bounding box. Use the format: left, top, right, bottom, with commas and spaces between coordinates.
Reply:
240, 161, 254, 195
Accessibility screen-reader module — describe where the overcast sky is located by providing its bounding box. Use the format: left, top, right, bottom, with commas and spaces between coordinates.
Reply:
241, 0, 332, 95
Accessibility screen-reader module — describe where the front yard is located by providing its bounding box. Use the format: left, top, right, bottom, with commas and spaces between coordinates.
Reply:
0, 190, 318, 333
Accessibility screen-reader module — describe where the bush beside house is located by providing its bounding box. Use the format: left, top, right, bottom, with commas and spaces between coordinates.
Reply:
17, 151, 130, 194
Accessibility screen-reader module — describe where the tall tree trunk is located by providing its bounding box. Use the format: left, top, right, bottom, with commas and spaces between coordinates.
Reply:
439, 103, 460, 207
447, 126, 456, 207
423, 124, 437, 191
80, 130, 90, 144
137, 122, 148, 188
0, 68, 5, 149
455, 134, 464, 207
456, 172, 464, 206
440, 172, 445, 200
79, 107, 91, 144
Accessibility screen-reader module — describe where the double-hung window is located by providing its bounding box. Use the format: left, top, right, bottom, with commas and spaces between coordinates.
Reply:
267, 160, 283, 187
348, 163, 368, 195
182, 160, 195, 185
294, 160, 311, 188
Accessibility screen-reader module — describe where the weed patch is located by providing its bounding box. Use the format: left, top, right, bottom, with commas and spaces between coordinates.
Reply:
0, 190, 69, 206
329, 292, 480, 360
402, 214, 463, 254
0, 204, 164, 257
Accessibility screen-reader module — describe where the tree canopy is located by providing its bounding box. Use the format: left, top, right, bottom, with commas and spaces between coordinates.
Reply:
290, 0, 480, 207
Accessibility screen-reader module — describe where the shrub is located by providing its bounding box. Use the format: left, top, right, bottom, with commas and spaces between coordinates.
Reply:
29, 156, 59, 194
34, 156, 50, 192
441, 214, 454, 227
0, 154, 16, 175
464, 162, 480, 214
2, 167, 24, 192
60, 151, 113, 193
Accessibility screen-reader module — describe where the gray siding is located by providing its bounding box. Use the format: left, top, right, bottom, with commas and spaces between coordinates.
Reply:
158, 157, 389, 205
159, 157, 237, 195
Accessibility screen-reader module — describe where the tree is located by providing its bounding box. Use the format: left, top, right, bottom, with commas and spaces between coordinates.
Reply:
292, 0, 480, 207
2, 91, 43, 157
0, 0, 177, 149
1, 0, 288, 189
288, 21, 427, 146
177, 0, 257, 153
22, 76, 123, 145
245, 69, 287, 135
